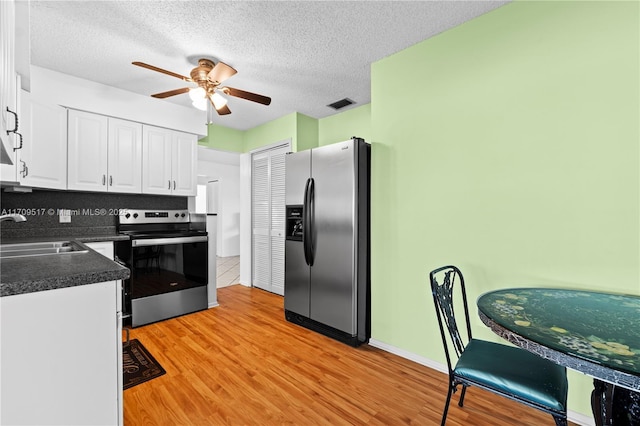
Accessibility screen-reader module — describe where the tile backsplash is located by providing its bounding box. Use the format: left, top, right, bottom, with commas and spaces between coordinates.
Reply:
0, 189, 187, 239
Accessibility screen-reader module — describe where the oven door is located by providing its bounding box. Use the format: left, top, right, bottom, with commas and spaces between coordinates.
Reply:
119, 235, 208, 327
131, 235, 208, 298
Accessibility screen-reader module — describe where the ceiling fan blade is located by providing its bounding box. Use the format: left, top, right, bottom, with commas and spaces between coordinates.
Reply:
207, 61, 237, 84
132, 62, 191, 81
151, 87, 191, 99
221, 86, 271, 105
216, 104, 232, 115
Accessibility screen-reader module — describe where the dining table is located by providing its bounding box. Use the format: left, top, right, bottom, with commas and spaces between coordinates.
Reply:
476, 288, 640, 426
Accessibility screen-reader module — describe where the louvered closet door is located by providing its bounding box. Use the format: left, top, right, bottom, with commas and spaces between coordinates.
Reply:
269, 151, 286, 295
251, 145, 288, 296
252, 153, 270, 292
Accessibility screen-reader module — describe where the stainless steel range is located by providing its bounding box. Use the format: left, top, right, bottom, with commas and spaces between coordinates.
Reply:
115, 209, 208, 327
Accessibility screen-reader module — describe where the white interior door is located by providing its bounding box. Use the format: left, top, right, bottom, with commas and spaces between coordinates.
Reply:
251, 144, 288, 295
252, 153, 270, 292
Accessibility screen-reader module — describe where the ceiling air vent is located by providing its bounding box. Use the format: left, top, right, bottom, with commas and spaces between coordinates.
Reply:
327, 98, 355, 110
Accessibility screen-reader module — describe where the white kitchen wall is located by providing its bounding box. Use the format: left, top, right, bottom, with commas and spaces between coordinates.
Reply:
29, 66, 206, 136
196, 146, 240, 257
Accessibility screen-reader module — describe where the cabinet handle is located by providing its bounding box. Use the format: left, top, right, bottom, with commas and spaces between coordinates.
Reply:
173, 180, 176, 190
168, 180, 171, 189
20, 160, 28, 178
5, 107, 22, 151
109, 175, 113, 186
5, 107, 18, 134
102, 174, 106, 185
12, 131, 23, 151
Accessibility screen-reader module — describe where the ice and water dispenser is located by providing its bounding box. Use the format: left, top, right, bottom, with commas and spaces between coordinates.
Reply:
286, 206, 303, 241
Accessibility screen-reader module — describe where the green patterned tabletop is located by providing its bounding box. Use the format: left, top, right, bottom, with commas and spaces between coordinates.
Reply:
477, 288, 640, 378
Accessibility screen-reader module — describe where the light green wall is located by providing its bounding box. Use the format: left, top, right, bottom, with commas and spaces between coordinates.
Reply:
371, 0, 638, 418
318, 103, 371, 146
198, 123, 244, 152
242, 112, 318, 152
244, 113, 297, 152
296, 113, 319, 151
200, 105, 363, 154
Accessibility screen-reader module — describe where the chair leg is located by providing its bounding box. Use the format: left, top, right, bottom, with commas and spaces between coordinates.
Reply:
441, 385, 454, 426
553, 415, 567, 426
458, 385, 468, 407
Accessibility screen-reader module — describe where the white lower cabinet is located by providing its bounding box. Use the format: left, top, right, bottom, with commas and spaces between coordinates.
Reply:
85, 241, 115, 259
0, 281, 123, 426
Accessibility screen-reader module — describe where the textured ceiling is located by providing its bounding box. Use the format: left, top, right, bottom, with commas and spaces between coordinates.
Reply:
29, 1, 509, 131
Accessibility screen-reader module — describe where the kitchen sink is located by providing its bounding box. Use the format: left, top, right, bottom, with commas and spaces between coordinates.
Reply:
0, 241, 89, 259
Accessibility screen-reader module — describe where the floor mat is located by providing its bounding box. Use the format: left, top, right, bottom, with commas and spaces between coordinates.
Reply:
123, 339, 166, 390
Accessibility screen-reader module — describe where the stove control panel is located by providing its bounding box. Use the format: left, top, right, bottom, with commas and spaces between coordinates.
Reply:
118, 209, 191, 225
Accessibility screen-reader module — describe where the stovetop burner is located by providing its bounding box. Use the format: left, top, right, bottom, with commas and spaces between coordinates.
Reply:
117, 209, 206, 237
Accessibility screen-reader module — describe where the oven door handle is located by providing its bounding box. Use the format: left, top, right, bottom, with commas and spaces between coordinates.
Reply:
131, 236, 208, 247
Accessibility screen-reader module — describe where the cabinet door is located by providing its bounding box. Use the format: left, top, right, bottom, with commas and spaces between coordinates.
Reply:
0, 0, 18, 183
85, 241, 115, 259
68, 110, 108, 191
171, 131, 197, 196
18, 91, 67, 189
142, 125, 172, 194
0, 75, 18, 184
108, 118, 142, 193
0, 281, 120, 425
0, 0, 16, 148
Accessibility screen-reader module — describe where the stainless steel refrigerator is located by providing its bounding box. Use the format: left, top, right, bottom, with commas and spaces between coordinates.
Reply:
284, 137, 370, 346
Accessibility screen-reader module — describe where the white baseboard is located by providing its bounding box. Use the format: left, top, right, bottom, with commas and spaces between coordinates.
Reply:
368, 339, 595, 426
368, 338, 448, 374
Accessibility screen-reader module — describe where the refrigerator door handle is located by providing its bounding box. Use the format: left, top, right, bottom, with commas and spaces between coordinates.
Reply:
303, 178, 311, 265
307, 178, 315, 266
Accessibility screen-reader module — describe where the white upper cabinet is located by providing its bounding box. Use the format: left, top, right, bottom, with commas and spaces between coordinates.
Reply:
141, 125, 172, 195
68, 110, 109, 191
68, 110, 142, 193
0, 0, 18, 182
142, 125, 197, 196
18, 91, 67, 189
108, 118, 142, 193
171, 131, 197, 196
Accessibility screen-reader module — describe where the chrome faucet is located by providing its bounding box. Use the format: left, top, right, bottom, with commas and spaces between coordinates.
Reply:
0, 214, 27, 223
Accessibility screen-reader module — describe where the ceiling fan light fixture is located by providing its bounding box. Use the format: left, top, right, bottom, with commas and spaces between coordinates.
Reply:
192, 97, 208, 111
133, 59, 270, 117
188, 87, 206, 101
211, 92, 228, 110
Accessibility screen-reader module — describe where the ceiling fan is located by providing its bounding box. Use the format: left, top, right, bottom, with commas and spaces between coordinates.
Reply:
132, 58, 271, 115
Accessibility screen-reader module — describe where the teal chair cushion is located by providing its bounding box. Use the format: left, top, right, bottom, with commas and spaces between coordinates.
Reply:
454, 339, 568, 413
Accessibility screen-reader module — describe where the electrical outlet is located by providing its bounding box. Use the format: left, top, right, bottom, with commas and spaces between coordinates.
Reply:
59, 209, 71, 223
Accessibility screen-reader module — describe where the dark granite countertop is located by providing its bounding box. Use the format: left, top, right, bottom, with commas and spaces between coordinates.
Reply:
0, 232, 130, 244
0, 239, 130, 297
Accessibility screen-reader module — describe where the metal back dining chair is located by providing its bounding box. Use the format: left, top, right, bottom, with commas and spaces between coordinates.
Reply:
429, 265, 568, 426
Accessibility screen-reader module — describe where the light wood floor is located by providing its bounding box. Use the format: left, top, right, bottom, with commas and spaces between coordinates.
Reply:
123, 285, 578, 425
